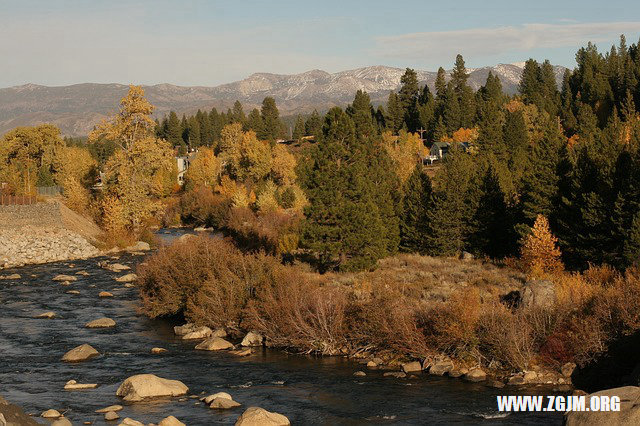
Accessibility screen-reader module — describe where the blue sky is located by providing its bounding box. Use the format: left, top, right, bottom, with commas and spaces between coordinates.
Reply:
1, 0, 639, 87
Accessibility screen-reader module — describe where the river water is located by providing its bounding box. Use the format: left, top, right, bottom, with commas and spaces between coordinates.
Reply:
0, 230, 565, 425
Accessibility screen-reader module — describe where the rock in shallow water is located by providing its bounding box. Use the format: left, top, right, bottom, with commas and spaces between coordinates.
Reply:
35, 311, 56, 319
116, 374, 188, 402
61, 344, 99, 362
158, 416, 186, 426
95, 405, 123, 413
104, 411, 119, 421
235, 407, 290, 426
195, 337, 234, 351
85, 317, 116, 328
211, 397, 241, 409
241, 331, 263, 347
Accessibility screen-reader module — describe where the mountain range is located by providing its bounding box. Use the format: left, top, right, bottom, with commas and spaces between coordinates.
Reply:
0, 63, 567, 136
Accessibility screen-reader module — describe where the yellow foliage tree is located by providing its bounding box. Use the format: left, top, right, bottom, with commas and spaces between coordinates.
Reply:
63, 176, 91, 214
54, 146, 97, 186
89, 86, 176, 232
270, 144, 296, 185
381, 130, 427, 183
184, 148, 221, 190
442, 127, 479, 143
521, 215, 564, 277
228, 131, 272, 182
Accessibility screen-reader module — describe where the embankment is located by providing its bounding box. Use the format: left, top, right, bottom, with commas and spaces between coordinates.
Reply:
0, 201, 102, 269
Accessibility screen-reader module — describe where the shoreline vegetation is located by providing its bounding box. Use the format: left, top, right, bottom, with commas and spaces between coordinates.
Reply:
137, 235, 640, 390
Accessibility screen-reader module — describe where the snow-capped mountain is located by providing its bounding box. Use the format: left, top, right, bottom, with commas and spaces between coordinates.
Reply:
0, 63, 567, 136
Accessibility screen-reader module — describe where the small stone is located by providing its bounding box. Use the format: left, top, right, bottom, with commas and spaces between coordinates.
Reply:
241, 331, 263, 347
0, 273, 21, 280
353, 371, 366, 377
53, 274, 77, 282
36, 311, 56, 319
118, 418, 144, 426
95, 405, 123, 413
523, 371, 538, 383
64, 380, 98, 390
204, 392, 233, 404
210, 397, 241, 409
85, 317, 116, 328
449, 368, 468, 378
151, 347, 167, 354
105, 411, 119, 421
41, 409, 61, 418
490, 380, 506, 389
561, 362, 576, 378
366, 361, 377, 368
508, 375, 525, 385
383, 371, 407, 378
230, 348, 252, 356
158, 416, 185, 426
182, 326, 213, 339
465, 367, 487, 382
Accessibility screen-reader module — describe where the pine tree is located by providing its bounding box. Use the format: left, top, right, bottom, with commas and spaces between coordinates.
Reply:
292, 115, 306, 141
246, 108, 263, 135
349, 90, 376, 138
502, 108, 530, 190
305, 110, 323, 139
451, 54, 475, 127
166, 111, 182, 147
386, 92, 404, 134
231, 101, 246, 125
258, 97, 285, 141
399, 68, 421, 131
400, 164, 432, 253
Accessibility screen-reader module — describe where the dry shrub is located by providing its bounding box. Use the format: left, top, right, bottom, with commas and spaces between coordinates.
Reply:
180, 186, 230, 228
138, 235, 281, 328
245, 275, 351, 355
227, 206, 302, 255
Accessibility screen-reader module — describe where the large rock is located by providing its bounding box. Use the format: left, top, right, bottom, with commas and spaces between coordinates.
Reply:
182, 326, 213, 340
126, 241, 150, 251
465, 367, 487, 382
235, 407, 290, 426
195, 337, 234, 351
41, 409, 61, 418
116, 374, 188, 402
241, 331, 263, 347
51, 418, 72, 426
520, 280, 555, 309
158, 416, 186, 426
211, 397, 241, 409
0, 273, 21, 280
0, 396, 39, 425
115, 274, 137, 283
402, 361, 422, 374
204, 392, 233, 403
565, 386, 640, 426
428, 359, 454, 376
86, 317, 116, 328
52, 274, 77, 282
173, 323, 196, 336
62, 344, 99, 362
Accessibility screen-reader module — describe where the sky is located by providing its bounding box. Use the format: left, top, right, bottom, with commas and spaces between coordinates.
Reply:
1, 0, 639, 88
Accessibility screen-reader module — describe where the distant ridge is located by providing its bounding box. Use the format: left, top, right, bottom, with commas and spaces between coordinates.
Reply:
0, 63, 566, 136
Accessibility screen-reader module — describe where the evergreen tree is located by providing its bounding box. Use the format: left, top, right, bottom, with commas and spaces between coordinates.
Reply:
292, 115, 306, 141
258, 97, 285, 141
231, 101, 246, 125
451, 54, 475, 127
386, 92, 404, 134
398, 68, 421, 131
502, 108, 530, 189
166, 111, 182, 147
400, 164, 432, 253
349, 90, 376, 138
246, 108, 263, 135
305, 110, 323, 139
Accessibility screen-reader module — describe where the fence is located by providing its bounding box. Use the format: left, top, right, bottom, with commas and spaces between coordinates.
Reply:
37, 185, 63, 197
0, 194, 37, 205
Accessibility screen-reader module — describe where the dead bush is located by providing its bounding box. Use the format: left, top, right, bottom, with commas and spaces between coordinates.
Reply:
180, 186, 231, 228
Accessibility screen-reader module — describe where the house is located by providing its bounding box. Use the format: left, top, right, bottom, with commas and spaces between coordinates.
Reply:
176, 151, 198, 185
425, 141, 470, 164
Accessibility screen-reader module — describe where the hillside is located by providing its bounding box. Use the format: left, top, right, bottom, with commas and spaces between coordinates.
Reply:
0, 63, 566, 136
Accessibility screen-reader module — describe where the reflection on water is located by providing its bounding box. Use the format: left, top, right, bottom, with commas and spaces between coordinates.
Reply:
0, 230, 564, 425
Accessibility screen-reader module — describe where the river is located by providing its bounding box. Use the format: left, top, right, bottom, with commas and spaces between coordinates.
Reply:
0, 230, 565, 425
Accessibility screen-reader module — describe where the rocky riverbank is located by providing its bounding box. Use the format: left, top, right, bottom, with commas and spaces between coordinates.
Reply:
0, 226, 102, 269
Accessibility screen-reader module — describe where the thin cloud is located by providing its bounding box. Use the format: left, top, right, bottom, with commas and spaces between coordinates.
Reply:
375, 21, 640, 59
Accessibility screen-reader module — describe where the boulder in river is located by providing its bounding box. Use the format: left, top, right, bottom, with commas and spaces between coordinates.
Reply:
565, 386, 640, 426
211, 397, 241, 409
116, 374, 188, 402
105, 263, 130, 272
85, 317, 116, 328
402, 361, 422, 374
465, 367, 487, 382
235, 407, 290, 426
66, 290, 80, 295
104, 411, 119, 421
151, 347, 168, 354
230, 348, 252, 357
41, 409, 61, 418
35, 311, 56, 319
241, 331, 263, 347
195, 337, 234, 351
126, 241, 150, 252
115, 274, 137, 283
99, 291, 114, 298
95, 405, 123, 413
353, 371, 366, 377
158, 416, 186, 426
64, 379, 98, 390
52, 274, 77, 282
204, 392, 233, 403
182, 326, 213, 340
428, 359, 454, 376
62, 344, 99, 362
173, 323, 196, 336
118, 418, 144, 426
0, 273, 21, 280
51, 418, 72, 426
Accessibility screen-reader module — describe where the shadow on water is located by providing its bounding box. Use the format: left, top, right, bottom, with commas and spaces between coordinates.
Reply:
0, 230, 566, 425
